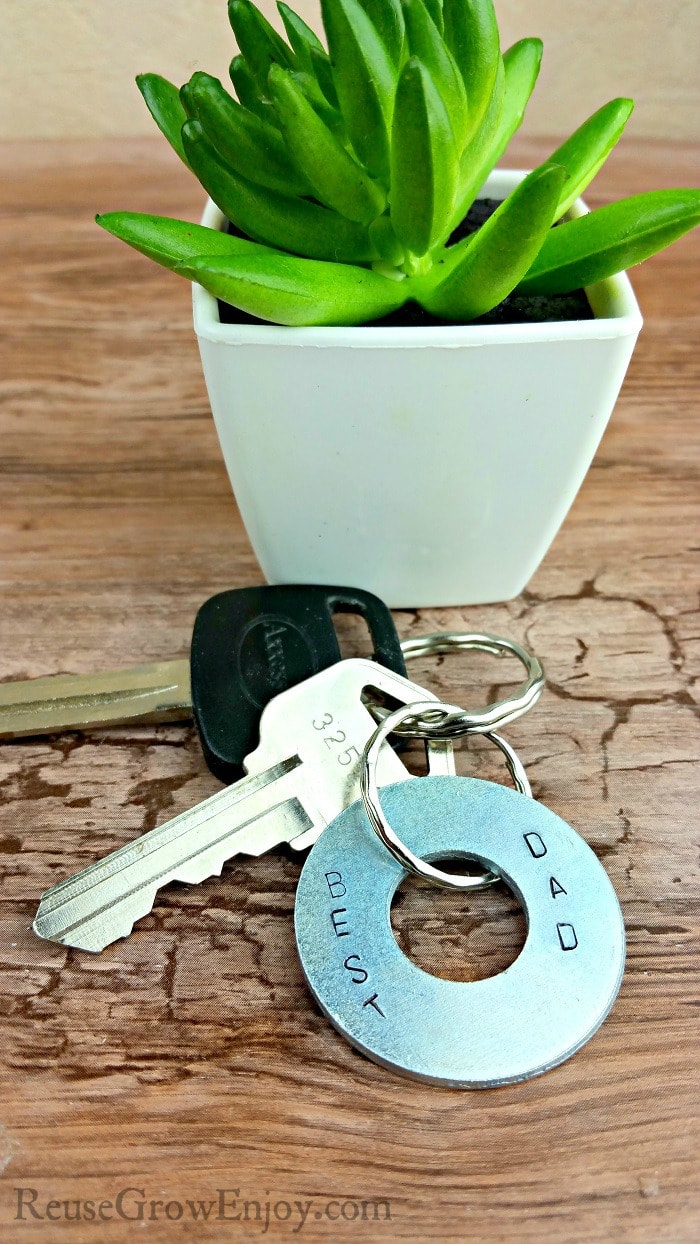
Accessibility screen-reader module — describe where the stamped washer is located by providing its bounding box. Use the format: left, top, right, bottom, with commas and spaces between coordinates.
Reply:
294, 776, 625, 1088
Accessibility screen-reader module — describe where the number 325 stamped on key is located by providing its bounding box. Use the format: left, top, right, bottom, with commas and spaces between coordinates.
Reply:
312, 712, 361, 767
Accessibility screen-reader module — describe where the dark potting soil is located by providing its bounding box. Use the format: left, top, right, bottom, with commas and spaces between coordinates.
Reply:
216, 198, 593, 328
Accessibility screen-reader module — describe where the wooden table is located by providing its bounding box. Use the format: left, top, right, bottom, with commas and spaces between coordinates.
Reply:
0, 136, 698, 1242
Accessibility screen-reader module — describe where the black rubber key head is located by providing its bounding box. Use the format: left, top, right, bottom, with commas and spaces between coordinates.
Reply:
190, 585, 406, 784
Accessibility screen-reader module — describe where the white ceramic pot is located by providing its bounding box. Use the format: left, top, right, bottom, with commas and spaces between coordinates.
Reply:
193, 170, 642, 608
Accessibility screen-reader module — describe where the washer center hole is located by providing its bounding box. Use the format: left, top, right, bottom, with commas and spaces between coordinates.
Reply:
390, 859, 527, 982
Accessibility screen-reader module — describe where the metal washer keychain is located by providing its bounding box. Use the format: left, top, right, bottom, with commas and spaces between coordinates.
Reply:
294, 700, 625, 1089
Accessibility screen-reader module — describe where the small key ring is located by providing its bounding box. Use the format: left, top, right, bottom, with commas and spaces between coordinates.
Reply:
361, 699, 532, 892
380, 631, 545, 739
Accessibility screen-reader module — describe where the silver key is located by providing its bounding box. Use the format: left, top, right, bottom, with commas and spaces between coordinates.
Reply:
33, 659, 455, 953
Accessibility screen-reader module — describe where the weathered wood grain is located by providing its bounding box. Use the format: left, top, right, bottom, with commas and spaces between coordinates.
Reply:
0, 136, 698, 1242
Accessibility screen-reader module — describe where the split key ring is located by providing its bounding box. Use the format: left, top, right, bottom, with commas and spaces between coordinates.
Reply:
362, 699, 533, 892
393, 631, 545, 738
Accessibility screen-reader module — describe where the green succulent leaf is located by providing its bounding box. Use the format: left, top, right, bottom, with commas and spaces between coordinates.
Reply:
95, 211, 271, 270
446, 52, 504, 232
368, 214, 405, 265
269, 65, 386, 223
277, 2, 324, 70
442, 0, 500, 142
449, 37, 541, 227
228, 54, 277, 123
390, 58, 458, 259
419, 163, 567, 319
186, 72, 309, 195
493, 37, 543, 166
422, 0, 443, 34
179, 82, 197, 119
228, 0, 294, 96
177, 252, 406, 325
320, 0, 397, 182
547, 98, 635, 220
308, 45, 340, 108
290, 69, 345, 135
401, 0, 468, 149
182, 119, 375, 262
276, 8, 340, 107
520, 188, 700, 295
136, 74, 191, 167
358, 0, 406, 64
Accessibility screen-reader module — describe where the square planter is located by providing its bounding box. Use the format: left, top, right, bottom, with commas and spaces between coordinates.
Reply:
193, 170, 643, 608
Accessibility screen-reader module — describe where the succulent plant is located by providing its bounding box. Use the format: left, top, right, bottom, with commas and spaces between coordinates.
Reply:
98, 0, 700, 326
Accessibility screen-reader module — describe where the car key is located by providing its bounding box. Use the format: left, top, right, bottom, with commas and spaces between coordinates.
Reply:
0, 584, 406, 781
32, 659, 454, 953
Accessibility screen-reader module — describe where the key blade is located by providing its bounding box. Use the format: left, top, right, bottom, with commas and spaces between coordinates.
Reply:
0, 659, 192, 738
33, 658, 455, 954
33, 756, 315, 953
